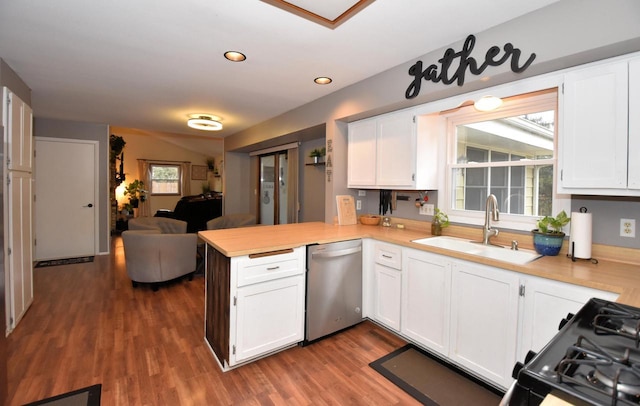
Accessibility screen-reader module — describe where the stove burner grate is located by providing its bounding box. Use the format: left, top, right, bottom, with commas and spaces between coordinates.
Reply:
557, 335, 640, 405
594, 303, 640, 347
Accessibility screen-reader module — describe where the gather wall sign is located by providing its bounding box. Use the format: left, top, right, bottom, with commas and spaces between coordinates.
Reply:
405, 34, 536, 99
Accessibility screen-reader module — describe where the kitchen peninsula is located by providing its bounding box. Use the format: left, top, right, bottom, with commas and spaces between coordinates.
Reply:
199, 221, 640, 386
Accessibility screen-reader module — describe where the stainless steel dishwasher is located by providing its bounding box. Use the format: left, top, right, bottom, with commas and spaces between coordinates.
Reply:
305, 239, 363, 343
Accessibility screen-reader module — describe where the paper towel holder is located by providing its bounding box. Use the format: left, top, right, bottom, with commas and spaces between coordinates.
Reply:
567, 241, 599, 264
567, 207, 599, 264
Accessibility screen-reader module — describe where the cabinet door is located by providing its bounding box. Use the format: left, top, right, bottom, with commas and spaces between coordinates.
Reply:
376, 110, 416, 188
561, 61, 628, 189
6, 170, 33, 330
519, 277, 618, 361
629, 57, 640, 189
373, 263, 401, 331
347, 118, 377, 187
3, 88, 33, 172
402, 249, 451, 357
233, 275, 305, 365
450, 262, 519, 389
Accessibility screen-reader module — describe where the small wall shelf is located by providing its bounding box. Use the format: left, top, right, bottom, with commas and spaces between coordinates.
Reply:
305, 162, 326, 166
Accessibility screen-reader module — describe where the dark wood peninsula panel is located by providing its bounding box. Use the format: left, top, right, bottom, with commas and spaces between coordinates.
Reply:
205, 245, 230, 365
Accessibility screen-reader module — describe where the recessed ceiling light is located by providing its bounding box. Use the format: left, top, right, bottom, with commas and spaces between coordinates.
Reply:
224, 51, 246, 62
187, 114, 223, 131
314, 77, 332, 85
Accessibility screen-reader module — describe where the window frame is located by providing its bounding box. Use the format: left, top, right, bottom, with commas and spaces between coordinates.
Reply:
442, 89, 569, 232
149, 163, 182, 196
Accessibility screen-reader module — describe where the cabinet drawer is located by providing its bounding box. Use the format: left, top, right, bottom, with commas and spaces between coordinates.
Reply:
236, 248, 304, 287
374, 243, 402, 270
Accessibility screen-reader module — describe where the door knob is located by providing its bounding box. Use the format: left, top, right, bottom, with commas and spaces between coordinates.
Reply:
84, 203, 93, 208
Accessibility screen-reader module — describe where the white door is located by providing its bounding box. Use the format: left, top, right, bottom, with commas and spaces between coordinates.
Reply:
34, 138, 98, 260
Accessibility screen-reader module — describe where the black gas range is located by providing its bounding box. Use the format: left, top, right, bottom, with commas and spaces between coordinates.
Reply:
509, 298, 640, 405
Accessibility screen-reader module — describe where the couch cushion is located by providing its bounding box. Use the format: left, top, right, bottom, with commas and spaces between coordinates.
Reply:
128, 217, 188, 233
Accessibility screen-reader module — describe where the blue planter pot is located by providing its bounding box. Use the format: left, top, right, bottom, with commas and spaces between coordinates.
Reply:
531, 230, 565, 256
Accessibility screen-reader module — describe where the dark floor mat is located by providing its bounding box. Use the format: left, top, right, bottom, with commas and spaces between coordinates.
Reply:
370, 344, 503, 405
23, 384, 101, 405
35, 256, 94, 268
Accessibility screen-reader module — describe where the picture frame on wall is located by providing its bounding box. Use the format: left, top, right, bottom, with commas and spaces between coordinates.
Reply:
192, 165, 208, 180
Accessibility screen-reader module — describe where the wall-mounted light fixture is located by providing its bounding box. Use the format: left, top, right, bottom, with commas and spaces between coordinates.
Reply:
474, 95, 503, 112
187, 114, 223, 131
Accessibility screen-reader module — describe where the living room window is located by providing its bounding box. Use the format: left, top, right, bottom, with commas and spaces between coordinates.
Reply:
443, 88, 566, 230
149, 164, 181, 195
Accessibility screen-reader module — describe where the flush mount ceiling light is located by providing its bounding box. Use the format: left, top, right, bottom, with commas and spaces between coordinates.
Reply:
224, 51, 246, 62
314, 77, 332, 85
474, 95, 503, 112
187, 114, 223, 131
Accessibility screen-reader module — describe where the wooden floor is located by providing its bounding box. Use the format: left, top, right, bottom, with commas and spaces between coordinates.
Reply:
7, 237, 419, 405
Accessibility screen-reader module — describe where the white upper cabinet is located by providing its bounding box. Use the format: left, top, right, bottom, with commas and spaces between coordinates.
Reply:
347, 118, 377, 187
559, 56, 639, 195
2, 87, 33, 173
348, 108, 437, 190
629, 57, 640, 189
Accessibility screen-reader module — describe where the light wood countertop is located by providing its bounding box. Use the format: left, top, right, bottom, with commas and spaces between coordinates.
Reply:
199, 221, 640, 307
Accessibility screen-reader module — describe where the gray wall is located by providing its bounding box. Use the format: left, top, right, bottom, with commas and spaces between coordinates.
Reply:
0, 59, 31, 105
223, 0, 640, 249
33, 118, 110, 254
299, 138, 326, 222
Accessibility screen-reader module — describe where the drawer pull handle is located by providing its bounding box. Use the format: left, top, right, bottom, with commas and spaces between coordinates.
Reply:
382, 254, 393, 259
267, 266, 280, 271
249, 248, 294, 259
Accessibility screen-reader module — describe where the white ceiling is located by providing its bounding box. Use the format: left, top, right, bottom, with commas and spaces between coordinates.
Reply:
0, 0, 560, 141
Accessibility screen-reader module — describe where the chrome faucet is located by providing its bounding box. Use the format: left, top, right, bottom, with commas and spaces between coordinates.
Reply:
482, 194, 499, 245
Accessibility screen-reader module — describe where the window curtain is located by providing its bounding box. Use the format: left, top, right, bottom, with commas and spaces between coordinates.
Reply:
137, 159, 151, 217
286, 146, 299, 223
181, 162, 191, 196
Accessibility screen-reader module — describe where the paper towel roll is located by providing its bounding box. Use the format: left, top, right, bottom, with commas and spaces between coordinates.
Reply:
570, 211, 592, 259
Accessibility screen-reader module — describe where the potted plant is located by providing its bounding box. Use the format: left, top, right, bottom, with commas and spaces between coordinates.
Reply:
431, 208, 450, 236
309, 147, 326, 164
124, 179, 146, 208
532, 210, 570, 256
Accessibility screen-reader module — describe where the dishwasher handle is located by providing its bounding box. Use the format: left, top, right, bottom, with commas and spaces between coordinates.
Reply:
311, 246, 361, 259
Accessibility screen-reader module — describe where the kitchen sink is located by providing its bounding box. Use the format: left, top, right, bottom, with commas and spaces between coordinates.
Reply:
411, 236, 542, 265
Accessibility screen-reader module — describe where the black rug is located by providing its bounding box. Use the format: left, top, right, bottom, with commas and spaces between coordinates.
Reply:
35, 256, 94, 268
23, 384, 101, 405
370, 344, 503, 405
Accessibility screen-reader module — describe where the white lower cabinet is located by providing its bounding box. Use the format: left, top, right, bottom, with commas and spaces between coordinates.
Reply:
518, 276, 619, 361
234, 274, 305, 363
225, 247, 305, 368
365, 242, 620, 390
450, 261, 520, 389
401, 248, 451, 357
372, 242, 402, 331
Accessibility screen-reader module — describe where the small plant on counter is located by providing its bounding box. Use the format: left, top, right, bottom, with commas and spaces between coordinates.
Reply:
431, 208, 450, 236
535, 210, 570, 234
532, 210, 570, 256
